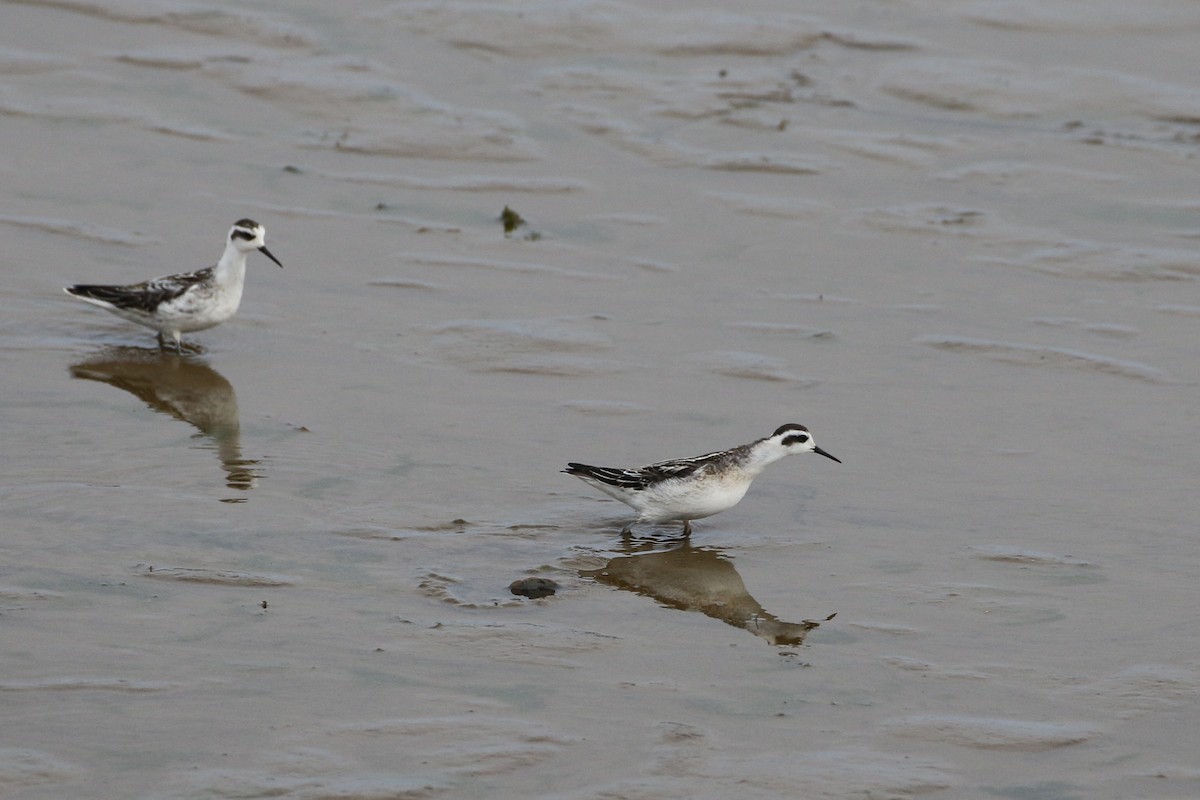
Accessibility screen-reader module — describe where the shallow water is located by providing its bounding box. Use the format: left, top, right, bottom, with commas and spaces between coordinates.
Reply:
3, 1, 1200, 798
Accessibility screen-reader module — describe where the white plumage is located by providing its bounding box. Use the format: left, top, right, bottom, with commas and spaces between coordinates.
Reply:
565, 423, 840, 535
64, 219, 282, 352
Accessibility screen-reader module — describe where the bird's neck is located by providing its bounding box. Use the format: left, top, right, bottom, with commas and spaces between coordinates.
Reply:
214, 244, 248, 282
739, 439, 788, 475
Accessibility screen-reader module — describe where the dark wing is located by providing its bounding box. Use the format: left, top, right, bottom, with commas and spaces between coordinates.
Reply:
565, 452, 721, 491
641, 459, 710, 482
66, 267, 213, 313
564, 463, 653, 490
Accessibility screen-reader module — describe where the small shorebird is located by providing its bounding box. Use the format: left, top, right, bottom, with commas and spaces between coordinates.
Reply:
564, 423, 840, 535
64, 219, 282, 352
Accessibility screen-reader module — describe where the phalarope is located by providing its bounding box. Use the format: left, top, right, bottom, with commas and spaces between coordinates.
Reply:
64, 219, 282, 352
564, 423, 840, 535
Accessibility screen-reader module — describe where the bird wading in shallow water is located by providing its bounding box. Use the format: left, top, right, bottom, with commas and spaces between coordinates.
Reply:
64, 219, 282, 353
564, 423, 840, 535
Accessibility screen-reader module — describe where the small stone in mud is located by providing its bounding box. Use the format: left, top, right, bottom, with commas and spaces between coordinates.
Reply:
509, 577, 560, 599
499, 205, 525, 236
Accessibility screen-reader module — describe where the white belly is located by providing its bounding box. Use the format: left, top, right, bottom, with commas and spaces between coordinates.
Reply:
637, 473, 753, 523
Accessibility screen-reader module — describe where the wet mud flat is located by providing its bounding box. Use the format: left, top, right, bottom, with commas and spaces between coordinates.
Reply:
3, 1, 1200, 798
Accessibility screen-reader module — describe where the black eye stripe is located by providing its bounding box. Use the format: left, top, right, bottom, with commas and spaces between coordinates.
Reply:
231, 229, 257, 241
782, 434, 809, 446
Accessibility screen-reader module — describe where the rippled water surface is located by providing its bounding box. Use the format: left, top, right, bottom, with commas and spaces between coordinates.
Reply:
3, 1, 1200, 798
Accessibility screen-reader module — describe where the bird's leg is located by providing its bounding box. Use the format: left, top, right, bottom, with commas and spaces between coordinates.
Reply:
156, 332, 166, 350
682, 520, 692, 537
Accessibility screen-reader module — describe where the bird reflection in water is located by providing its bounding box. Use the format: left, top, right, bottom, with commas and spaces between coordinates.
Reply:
580, 539, 834, 647
69, 347, 262, 501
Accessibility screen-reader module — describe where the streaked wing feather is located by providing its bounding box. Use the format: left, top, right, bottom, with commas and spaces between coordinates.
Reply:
567, 450, 725, 491
565, 463, 649, 490
67, 267, 213, 313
